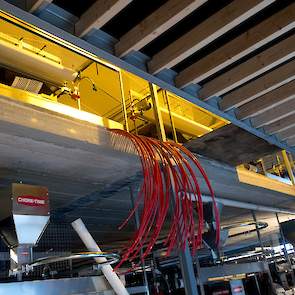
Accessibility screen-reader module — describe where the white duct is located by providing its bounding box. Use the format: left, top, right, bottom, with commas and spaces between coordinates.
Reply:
0, 33, 77, 86
71, 218, 129, 295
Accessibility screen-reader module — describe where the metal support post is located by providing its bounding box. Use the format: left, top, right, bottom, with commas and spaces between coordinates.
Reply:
276, 213, 295, 286
282, 150, 295, 185
252, 211, 274, 290
179, 242, 199, 295
194, 252, 205, 295
171, 180, 198, 295
163, 90, 178, 143
149, 83, 167, 142
254, 274, 262, 295
129, 186, 150, 295
150, 82, 197, 294
118, 71, 129, 132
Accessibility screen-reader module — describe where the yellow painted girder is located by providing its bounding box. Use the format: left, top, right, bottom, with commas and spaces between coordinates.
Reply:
236, 165, 295, 197
0, 83, 123, 130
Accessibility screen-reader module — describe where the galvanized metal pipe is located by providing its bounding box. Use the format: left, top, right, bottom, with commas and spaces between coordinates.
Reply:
184, 193, 295, 215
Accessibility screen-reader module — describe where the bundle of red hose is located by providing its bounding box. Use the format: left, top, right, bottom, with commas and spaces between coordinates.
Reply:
110, 129, 220, 270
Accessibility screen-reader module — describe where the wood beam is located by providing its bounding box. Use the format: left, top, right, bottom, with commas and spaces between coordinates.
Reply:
26, 0, 52, 12
199, 35, 295, 99
175, 3, 295, 87
220, 60, 295, 111
237, 80, 295, 120
75, 0, 132, 37
148, 0, 274, 74
264, 115, 295, 135
115, 0, 207, 57
276, 126, 295, 141
251, 98, 295, 128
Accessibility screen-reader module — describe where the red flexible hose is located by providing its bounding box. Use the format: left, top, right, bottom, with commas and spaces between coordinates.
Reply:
110, 129, 220, 271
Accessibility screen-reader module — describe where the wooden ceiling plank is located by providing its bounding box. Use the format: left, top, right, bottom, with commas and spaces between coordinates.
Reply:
115, 0, 207, 57
199, 35, 295, 99
264, 115, 295, 135
220, 60, 295, 111
237, 80, 295, 120
175, 3, 295, 87
148, 0, 274, 74
75, 0, 133, 37
251, 98, 295, 128
277, 125, 295, 141
26, 0, 52, 12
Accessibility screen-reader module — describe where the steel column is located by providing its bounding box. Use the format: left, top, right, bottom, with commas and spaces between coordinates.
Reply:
254, 274, 262, 295
179, 242, 199, 295
194, 253, 205, 295
129, 186, 150, 295
150, 82, 198, 294
275, 212, 295, 286
172, 187, 198, 294
252, 210, 274, 291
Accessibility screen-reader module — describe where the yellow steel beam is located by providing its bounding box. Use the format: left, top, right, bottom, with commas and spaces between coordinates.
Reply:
236, 165, 295, 196
0, 83, 123, 129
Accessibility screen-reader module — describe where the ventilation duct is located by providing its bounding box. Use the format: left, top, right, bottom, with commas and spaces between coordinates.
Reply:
0, 32, 77, 86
